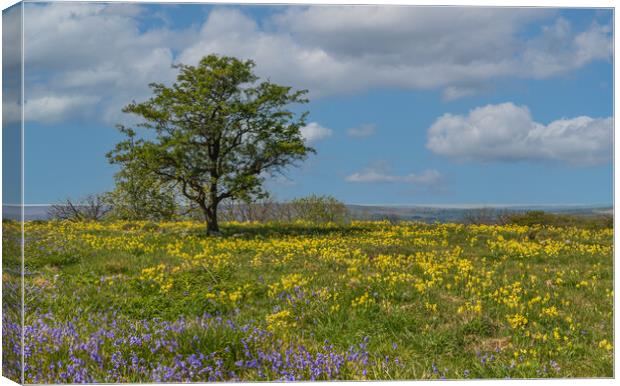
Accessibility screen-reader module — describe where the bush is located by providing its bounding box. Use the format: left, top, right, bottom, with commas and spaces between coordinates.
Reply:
48, 194, 110, 221
104, 182, 178, 222
289, 194, 348, 223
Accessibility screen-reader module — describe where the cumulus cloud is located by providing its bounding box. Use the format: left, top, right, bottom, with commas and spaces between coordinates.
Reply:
25, 95, 101, 123
300, 122, 333, 143
346, 162, 443, 185
23, 2, 183, 124
21, 4, 613, 124
347, 123, 376, 138
268, 7, 611, 97
519, 18, 613, 79
177, 8, 352, 98
426, 102, 612, 166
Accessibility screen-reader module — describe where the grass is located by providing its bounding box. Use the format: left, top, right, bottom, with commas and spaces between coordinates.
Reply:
1, 218, 613, 382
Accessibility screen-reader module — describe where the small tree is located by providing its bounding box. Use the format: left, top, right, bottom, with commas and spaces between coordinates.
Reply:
104, 161, 178, 221
107, 55, 314, 234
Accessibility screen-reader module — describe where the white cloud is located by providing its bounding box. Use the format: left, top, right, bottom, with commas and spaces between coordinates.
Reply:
346, 162, 443, 185
347, 123, 376, 138
177, 7, 612, 98
23, 2, 183, 124
21, 4, 613, 124
267, 7, 611, 97
300, 122, 332, 143
177, 8, 351, 98
24, 94, 101, 123
519, 18, 613, 79
426, 102, 612, 166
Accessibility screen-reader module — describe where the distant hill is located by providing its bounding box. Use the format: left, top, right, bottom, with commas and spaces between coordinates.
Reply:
346, 204, 613, 223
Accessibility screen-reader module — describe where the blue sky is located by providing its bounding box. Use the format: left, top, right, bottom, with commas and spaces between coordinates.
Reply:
14, 3, 613, 205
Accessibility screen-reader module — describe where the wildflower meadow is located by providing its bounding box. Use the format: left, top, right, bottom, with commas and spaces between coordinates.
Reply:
2, 2, 614, 384
2, 219, 613, 382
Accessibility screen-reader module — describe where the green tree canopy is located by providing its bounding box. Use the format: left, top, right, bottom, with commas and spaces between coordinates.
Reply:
107, 55, 314, 233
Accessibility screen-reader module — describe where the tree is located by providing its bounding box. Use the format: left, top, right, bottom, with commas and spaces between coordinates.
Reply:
48, 194, 110, 222
107, 55, 314, 234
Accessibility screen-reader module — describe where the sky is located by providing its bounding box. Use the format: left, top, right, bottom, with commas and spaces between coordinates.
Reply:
5, 2, 613, 205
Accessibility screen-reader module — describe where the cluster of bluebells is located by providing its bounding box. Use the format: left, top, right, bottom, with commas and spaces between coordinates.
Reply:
536, 360, 562, 377
2, 315, 21, 381
475, 349, 499, 366
429, 347, 505, 379
431, 362, 449, 379
4, 310, 383, 383
2, 279, 22, 380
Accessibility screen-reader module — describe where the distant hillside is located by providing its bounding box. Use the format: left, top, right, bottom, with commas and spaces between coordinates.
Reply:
346, 204, 613, 223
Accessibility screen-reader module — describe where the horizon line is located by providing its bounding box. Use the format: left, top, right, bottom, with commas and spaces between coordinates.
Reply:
4, 203, 613, 208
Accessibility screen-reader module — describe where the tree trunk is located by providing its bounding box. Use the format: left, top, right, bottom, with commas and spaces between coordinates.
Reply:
204, 204, 220, 235
206, 178, 221, 235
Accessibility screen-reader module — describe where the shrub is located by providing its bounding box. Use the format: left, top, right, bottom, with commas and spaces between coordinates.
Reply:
289, 194, 348, 223
48, 194, 110, 221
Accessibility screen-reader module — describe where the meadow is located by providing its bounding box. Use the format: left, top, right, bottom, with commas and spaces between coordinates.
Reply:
2, 218, 614, 382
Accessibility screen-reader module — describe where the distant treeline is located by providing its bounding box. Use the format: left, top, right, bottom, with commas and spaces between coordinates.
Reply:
46, 194, 350, 224
34, 193, 613, 230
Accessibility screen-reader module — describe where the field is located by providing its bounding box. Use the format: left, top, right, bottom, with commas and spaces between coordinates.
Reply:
2, 219, 614, 382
